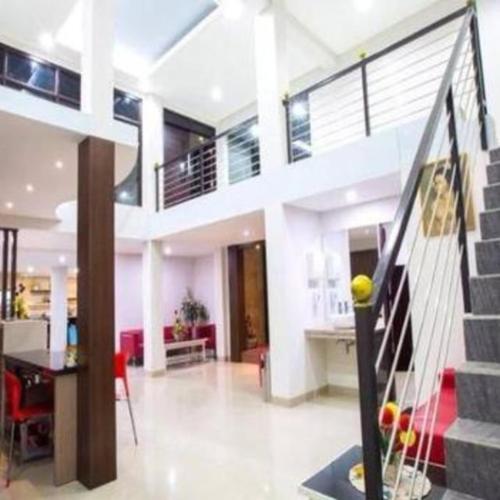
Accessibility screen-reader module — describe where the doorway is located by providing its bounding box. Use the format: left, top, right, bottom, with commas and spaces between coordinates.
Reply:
228, 241, 269, 363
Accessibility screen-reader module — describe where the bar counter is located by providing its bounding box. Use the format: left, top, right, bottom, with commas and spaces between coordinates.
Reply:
4, 349, 77, 486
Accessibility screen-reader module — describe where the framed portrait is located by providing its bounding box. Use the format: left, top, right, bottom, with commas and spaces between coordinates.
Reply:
419, 154, 476, 237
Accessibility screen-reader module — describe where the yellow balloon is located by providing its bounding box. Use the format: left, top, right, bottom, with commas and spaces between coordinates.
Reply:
351, 275, 373, 303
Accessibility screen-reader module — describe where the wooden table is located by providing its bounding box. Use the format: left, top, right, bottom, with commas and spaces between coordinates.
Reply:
164, 338, 207, 367
4, 350, 77, 486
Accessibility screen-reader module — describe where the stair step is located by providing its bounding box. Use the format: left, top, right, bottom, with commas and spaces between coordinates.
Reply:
491, 148, 500, 163
476, 238, 500, 275
456, 361, 500, 424
464, 316, 500, 362
480, 208, 500, 240
487, 162, 500, 185
485, 183, 500, 210
471, 275, 500, 315
442, 491, 481, 500
445, 418, 500, 499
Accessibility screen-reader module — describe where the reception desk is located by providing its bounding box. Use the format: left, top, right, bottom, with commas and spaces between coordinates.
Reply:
4, 350, 77, 486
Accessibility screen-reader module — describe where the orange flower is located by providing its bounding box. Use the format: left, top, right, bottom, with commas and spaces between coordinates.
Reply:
380, 402, 400, 427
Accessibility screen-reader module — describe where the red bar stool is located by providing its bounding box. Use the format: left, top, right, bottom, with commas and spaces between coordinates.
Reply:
4, 371, 53, 487
114, 352, 138, 445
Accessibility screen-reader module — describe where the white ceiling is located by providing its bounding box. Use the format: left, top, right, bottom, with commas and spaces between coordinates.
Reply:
0, 110, 137, 220
161, 210, 265, 256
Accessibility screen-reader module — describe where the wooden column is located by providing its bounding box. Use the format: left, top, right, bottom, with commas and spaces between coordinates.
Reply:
77, 137, 116, 489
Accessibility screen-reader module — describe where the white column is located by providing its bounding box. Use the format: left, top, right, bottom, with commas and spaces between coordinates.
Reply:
142, 95, 165, 212
254, 0, 289, 172
50, 266, 68, 352
142, 240, 165, 374
477, 0, 500, 145
213, 248, 228, 360
81, 0, 115, 136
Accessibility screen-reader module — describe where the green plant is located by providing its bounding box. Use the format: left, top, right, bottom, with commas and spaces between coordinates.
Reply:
180, 289, 209, 326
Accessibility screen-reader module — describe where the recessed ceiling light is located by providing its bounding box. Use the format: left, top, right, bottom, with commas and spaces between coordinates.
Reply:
39, 32, 55, 51
27, 266, 35, 274
26, 184, 34, 193
220, 0, 244, 20
353, 0, 373, 13
211, 86, 223, 102
243, 229, 251, 238
164, 246, 172, 256
55, 160, 64, 169
5, 202, 14, 210
58, 255, 67, 265
345, 190, 358, 203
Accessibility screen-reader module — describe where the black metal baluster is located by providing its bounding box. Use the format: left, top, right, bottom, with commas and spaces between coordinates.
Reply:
353, 300, 383, 500
361, 61, 371, 137
470, 12, 488, 151
446, 89, 472, 313
9, 229, 17, 319
1, 230, 9, 320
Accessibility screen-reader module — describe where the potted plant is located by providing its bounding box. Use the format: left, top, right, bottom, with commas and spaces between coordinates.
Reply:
180, 289, 209, 327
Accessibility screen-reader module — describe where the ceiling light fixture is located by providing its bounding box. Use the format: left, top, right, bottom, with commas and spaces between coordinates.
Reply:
211, 86, 223, 102
5, 202, 14, 210
345, 189, 358, 203
27, 266, 35, 274
26, 184, 34, 193
39, 32, 55, 51
164, 246, 172, 256
55, 160, 64, 169
219, 0, 244, 20
353, 0, 373, 13
58, 255, 67, 265
243, 229, 251, 238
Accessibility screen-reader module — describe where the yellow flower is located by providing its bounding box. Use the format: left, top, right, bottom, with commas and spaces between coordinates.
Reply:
385, 402, 400, 420
400, 430, 417, 448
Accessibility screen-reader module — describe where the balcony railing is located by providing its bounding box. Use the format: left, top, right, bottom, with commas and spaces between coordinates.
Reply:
285, 7, 471, 163
155, 117, 261, 211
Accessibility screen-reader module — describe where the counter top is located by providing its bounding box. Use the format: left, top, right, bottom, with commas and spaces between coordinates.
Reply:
305, 327, 356, 341
4, 350, 78, 375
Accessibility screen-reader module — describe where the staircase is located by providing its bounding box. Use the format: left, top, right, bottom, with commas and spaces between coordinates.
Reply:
445, 147, 500, 499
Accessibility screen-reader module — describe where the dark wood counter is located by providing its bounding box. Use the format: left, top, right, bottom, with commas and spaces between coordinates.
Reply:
4, 350, 77, 376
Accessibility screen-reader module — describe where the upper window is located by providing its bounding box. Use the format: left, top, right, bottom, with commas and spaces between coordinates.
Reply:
114, 89, 142, 125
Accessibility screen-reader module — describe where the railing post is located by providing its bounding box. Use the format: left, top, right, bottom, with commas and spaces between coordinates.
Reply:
9, 229, 18, 319
154, 166, 160, 212
283, 95, 293, 163
446, 88, 472, 313
469, 11, 488, 151
360, 58, 371, 137
352, 277, 383, 500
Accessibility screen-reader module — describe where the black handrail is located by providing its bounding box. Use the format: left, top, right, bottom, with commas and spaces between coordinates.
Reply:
371, 8, 479, 318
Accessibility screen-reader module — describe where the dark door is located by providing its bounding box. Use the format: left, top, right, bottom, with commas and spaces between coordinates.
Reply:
350, 249, 379, 278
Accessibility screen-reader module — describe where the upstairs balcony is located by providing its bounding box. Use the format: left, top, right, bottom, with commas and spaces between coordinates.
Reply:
153, 7, 476, 217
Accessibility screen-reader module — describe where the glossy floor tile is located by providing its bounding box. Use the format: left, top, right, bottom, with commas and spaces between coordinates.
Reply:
0, 362, 361, 499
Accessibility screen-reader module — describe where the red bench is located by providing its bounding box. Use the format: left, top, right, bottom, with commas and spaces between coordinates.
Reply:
120, 324, 217, 364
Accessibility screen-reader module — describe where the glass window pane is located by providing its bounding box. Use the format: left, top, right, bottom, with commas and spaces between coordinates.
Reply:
6, 52, 55, 92
114, 90, 141, 123
59, 71, 80, 101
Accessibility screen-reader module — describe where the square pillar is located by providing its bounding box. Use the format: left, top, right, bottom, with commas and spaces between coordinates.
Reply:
142, 240, 165, 374
254, 0, 289, 172
50, 266, 68, 352
81, 0, 115, 136
77, 136, 116, 489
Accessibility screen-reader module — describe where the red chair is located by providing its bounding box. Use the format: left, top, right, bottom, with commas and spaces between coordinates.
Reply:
114, 352, 138, 445
193, 324, 217, 358
4, 371, 53, 487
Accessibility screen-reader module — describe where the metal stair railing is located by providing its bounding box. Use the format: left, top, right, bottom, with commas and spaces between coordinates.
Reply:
351, 7, 488, 499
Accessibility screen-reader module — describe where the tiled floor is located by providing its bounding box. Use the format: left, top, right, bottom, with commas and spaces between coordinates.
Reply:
1, 362, 361, 499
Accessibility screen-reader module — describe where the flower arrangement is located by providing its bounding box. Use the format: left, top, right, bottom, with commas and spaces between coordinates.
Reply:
379, 402, 417, 484
173, 310, 186, 341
